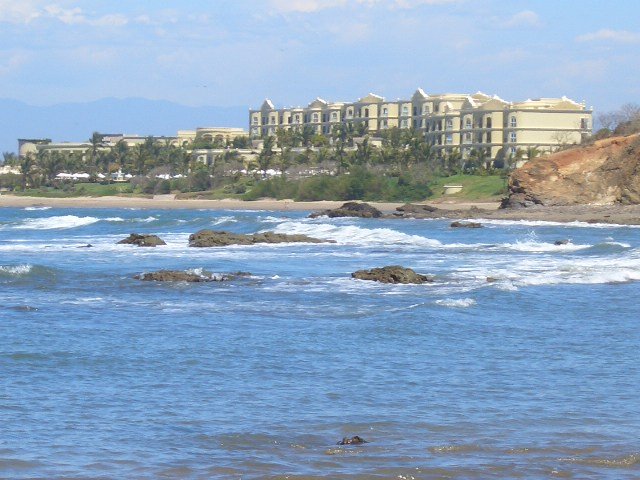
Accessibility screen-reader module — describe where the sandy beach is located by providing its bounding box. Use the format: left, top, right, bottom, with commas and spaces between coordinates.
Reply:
1, 194, 639, 225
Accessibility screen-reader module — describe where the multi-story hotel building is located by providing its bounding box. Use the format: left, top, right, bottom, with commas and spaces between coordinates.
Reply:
250, 90, 593, 160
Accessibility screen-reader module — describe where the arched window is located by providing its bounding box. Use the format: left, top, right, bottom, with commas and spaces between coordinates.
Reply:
486, 117, 492, 128
364, 108, 369, 118
465, 118, 471, 129
510, 116, 517, 128
313, 113, 319, 122
331, 112, 337, 121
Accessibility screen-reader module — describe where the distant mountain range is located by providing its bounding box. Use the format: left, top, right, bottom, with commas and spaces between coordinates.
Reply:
0, 98, 248, 155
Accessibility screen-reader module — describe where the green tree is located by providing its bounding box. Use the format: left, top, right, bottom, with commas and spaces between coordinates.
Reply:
257, 136, 275, 178
19, 153, 37, 190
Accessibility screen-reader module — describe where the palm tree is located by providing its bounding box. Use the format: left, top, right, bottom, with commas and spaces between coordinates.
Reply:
88, 132, 104, 177
19, 153, 37, 190
258, 136, 275, 178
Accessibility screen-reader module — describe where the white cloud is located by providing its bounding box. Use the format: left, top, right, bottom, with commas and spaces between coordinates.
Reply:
0, 2, 129, 27
268, 0, 460, 13
269, 0, 346, 13
0, 0, 43, 23
503, 10, 541, 28
0, 51, 30, 75
576, 29, 640, 43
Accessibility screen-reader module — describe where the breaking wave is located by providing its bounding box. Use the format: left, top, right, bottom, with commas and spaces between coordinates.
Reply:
435, 298, 476, 308
269, 221, 442, 247
12, 215, 101, 230
0, 264, 33, 276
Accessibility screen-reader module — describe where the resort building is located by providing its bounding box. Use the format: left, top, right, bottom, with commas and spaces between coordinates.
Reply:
250, 90, 593, 161
18, 127, 248, 159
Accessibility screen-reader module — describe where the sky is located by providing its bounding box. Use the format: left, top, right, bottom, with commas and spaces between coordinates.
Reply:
1, 0, 639, 114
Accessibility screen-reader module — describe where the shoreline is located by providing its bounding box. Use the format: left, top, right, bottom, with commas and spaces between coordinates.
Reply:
1, 194, 639, 225
0, 194, 499, 213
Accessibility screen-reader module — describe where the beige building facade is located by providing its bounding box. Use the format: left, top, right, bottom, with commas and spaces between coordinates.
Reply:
250, 90, 592, 160
18, 127, 248, 159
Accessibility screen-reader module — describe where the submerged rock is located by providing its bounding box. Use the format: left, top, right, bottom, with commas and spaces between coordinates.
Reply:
135, 269, 249, 282
554, 239, 571, 245
352, 265, 433, 284
118, 233, 166, 247
337, 436, 368, 445
309, 202, 383, 219
450, 221, 482, 228
188, 230, 332, 247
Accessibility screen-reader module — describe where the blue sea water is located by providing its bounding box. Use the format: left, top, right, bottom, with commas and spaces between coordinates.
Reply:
0, 206, 639, 479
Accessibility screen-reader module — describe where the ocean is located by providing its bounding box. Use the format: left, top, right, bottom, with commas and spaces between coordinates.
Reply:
1, 206, 639, 479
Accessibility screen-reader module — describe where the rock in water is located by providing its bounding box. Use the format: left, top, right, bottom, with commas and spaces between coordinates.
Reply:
337, 436, 368, 445
503, 134, 640, 207
118, 233, 166, 247
554, 239, 571, 245
188, 230, 331, 247
134, 269, 248, 282
352, 265, 433, 284
450, 221, 482, 228
309, 202, 383, 219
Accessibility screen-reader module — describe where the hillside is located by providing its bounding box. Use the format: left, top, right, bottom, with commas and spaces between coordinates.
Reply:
503, 134, 640, 207
0, 98, 247, 154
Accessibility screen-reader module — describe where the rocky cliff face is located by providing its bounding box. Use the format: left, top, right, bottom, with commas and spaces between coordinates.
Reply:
504, 134, 640, 207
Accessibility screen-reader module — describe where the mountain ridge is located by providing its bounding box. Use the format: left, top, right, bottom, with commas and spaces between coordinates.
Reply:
0, 97, 248, 154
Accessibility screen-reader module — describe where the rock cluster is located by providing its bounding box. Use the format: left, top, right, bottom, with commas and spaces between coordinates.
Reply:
352, 265, 433, 284
188, 230, 332, 247
503, 134, 640, 208
450, 221, 482, 228
337, 436, 368, 445
118, 233, 166, 247
135, 269, 249, 282
309, 201, 383, 219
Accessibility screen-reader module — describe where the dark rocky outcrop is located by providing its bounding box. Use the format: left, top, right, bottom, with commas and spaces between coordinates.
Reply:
450, 221, 482, 228
395, 203, 439, 215
503, 134, 640, 208
135, 269, 250, 282
188, 230, 332, 247
118, 233, 166, 247
309, 202, 383, 219
352, 265, 433, 284
337, 436, 368, 445
554, 239, 571, 245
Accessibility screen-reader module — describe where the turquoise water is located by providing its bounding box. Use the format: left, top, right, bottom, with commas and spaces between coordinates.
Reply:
1, 207, 639, 479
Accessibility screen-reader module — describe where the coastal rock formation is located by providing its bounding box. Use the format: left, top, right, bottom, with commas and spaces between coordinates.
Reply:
450, 221, 482, 228
135, 269, 249, 282
118, 233, 166, 247
188, 230, 332, 247
337, 436, 368, 445
503, 134, 640, 207
352, 265, 433, 284
309, 202, 383, 219
395, 203, 439, 216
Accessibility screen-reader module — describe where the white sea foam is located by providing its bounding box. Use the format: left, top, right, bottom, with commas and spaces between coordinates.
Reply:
504, 240, 591, 253
24, 206, 51, 211
210, 216, 238, 226
435, 298, 476, 308
476, 218, 640, 229
105, 217, 125, 222
269, 221, 442, 247
0, 264, 33, 275
12, 215, 100, 230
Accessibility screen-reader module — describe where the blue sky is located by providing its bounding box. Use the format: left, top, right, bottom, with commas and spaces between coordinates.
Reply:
1, 0, 639, 113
